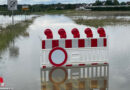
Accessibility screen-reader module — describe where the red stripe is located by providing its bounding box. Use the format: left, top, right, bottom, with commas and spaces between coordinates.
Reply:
52, 40, 59, 48
78, 39, 85, 48
92, 63, 98, 65
104, 62, 108, 65
104, 38, 107, 47
79, 64, 86, 66
42, 66, 46, 68
42, 40, 45, 49
66, 64, 72, 67
65, 40, 72, 48
91, 39, 97, 47
0, 77, 3, 83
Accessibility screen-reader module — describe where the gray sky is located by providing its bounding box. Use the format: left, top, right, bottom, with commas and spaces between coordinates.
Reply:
0, 0, 129, 5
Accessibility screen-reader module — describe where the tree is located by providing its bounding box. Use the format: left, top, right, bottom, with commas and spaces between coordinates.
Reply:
113, 0, 119, 5
120, 2, 126, 5
93, 0, 103, 6
105, 0, 113, 5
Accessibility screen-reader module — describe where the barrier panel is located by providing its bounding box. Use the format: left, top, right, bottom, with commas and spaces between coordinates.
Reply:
41, 28, 108, 67
0, 77, 5, 87
0, 77, 12, 90
41, 63, 109, 90
42, 46, 108, 67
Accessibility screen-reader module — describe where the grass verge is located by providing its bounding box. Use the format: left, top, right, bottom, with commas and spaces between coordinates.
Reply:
32, 10, 130, 16
0, 18, 35, 52
74, 18, 130, 27
32, 10, 73, 15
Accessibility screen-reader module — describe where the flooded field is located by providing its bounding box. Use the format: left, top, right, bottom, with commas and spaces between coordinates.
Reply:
0, 15, 37, 28
0, 14, 130, 90
71, 15, 130, 20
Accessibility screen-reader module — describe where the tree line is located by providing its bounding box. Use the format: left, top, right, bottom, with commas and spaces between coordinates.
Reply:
0, 4, 76, 11
93, 0, 127, 6
0, 4, 77, 15
0, 1, 129, 15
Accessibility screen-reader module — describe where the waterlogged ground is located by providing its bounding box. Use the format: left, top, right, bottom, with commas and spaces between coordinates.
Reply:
0, 15, 37, 28
0, 15, 130, 90
71, 15, 130, 20
71, 15, 130, 28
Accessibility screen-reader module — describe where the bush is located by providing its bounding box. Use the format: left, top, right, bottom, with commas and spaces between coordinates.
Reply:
91, 6, 130, 11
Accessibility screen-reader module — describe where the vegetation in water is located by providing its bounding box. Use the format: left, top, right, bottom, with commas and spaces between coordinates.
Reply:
0, 18, 35, 52
74, 18, 130, 27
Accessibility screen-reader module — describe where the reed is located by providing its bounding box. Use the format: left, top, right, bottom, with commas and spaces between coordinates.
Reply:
74, 18, 130, 27
0, 18, 35, 52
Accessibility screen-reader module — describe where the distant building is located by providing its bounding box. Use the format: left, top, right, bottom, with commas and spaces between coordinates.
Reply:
127, 1, 130, 5
76, 6, 86, 10
88, 3, 93, 6
102, 1, 106, 5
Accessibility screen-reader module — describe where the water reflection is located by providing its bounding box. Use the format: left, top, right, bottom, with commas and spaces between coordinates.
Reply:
8, 31, 30, 58
0, 15, 37, 28
9, 46, 19, 58
21, 31, 30, 37
41, 64, 109, 90
8, 40, 19, 58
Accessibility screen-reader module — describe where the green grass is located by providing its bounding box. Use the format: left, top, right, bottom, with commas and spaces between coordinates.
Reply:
1, 9, 130, 16
75, 18, 130, 27
63, 10, 130, 27
32, 10, 73, 15
66, 10, 130, 16
0, 18, 35, 52
31, 10, 130, 16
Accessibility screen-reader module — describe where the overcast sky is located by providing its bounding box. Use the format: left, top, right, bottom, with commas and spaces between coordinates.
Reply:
0, 0, 129, 5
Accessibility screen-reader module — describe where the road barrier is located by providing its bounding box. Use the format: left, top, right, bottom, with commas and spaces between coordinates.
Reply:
41, 28, 108, 67
0, 77, 5, 87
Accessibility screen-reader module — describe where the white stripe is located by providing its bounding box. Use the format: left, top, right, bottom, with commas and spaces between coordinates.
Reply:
72, 39, 78, 48
44, 38, 107, 49
98, 38, 103, 47
45, 40, 52, 49
0, 83, 5, 87
85, 39, 91, 47
59, 39, 65, 48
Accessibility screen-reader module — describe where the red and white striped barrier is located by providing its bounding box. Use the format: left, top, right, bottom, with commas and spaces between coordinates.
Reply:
42, 62, 108, 69
0, 77, 5, 87
41, 28, 108, 67
42, 38, 107, 49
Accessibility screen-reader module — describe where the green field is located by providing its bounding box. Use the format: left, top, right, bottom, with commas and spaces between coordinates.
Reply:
32, 10, 130, 16
75, 18, 130, 27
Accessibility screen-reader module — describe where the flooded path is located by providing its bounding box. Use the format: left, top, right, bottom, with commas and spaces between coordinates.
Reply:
0, 15, 37, 28
0, 15, 130, 90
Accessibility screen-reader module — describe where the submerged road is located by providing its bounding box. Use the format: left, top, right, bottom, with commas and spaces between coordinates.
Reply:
0, 15, 130, 90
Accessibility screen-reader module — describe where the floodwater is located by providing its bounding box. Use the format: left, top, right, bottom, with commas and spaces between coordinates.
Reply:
71, 15, 130, 20
0, 15, 37, 28
0, 15, 130, 90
